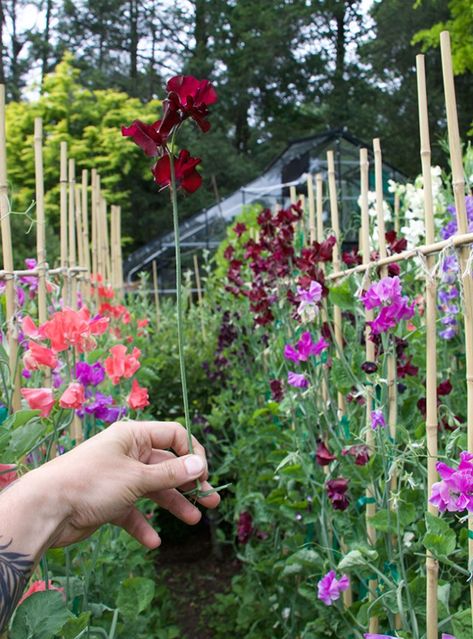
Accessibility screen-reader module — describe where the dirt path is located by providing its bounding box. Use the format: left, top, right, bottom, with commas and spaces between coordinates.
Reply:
155, 515, 239, 639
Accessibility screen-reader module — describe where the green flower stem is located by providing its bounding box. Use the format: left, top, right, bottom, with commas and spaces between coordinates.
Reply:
168, 149, 193, 454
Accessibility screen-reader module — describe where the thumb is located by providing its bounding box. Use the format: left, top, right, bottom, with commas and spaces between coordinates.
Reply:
140, 454, 206, 493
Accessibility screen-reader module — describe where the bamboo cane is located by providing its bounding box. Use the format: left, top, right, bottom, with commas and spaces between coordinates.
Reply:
417, 52, 439, 639
91, 169, 98, 293
101, 197, 111, 284
152, 260, 160, 328
111, 205, 122, 293
95, 176, 104, 283
117, 206, 123, 297
193, 253, 206, 339
60, 142, 69, 302
75, 185, 84, 297
81, 170, 91, 302
289, 185, 297, 205
307, 174, 316, 243
68, 158, 77, 309
440, 30, 473, 631
360, 148, 378, 634
0, 85, 20, 412
33, 118, 47, 326
394, 192, 400, 235
326, 150, 352, 608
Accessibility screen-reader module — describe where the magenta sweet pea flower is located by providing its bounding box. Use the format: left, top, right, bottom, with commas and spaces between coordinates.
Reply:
284, 344, 300, 363
430, 451, 473, 513
363, 635, 397, 639
371, 409, 386, 430
361, 276, 415, 336
361, 276, 403, 310
284, 332, 328, 364
317, 570, 350, 605
288, 371, 309, 388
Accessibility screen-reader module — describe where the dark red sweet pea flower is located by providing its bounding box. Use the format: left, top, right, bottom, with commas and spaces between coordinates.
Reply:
316, 441, 336, 466
237, 511, 254, 544
152, 150, 202, 193
361, 361, 378, 374
326, 477, 350, 511
233, 223, 247, 237
166, 75, 218, 132
342, 445, 371, 466
121, 119, 167, 157
437, 379, 453, 396
270, 379, 284, 402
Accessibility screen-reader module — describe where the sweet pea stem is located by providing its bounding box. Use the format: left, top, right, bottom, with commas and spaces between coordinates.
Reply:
168, 148, 194, 455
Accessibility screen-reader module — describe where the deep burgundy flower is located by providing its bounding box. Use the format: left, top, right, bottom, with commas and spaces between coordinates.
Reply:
326, 477, 350, 510
237, 511, 254, 544
316, 441, 336, 466
438, 379, 453, 396
342, 445, 370, 466
166, 75, 218, 132
223, 245, 235, 261
417, 397, 427, 416
342, 250, 362, 267
270, 379, 284, 402
361, 361, 378, 374
121, 119, 168, 157
233, 223, 247, 237
397, 357, 419, 378
388, 262, 401, 277
152, 150, 202, 193
386, 230, 408, 254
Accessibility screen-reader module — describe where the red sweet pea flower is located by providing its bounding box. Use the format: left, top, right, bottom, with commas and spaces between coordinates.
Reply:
127, 379, 150, 410
165, 75, 218, 132
152, 150, 202, 193
21, 388, 55, 417
23, 341, 58, 371
121, 119, 168, 157
59, 383, 85, 410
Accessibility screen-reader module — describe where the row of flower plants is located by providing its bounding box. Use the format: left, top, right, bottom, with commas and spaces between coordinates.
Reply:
192, 151, 473, 638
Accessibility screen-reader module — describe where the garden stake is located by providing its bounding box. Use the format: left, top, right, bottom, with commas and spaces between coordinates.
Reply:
117, 206, 123, 296
111, 205, 121, 294
96, 175, 104, 282
416, 52, 439, 639
81, 169, 91, 301
327, 149, 352, 608
91, 169, 98, 295
102, 197, 112, 284
360, 147, 379, 634
33, 118, 48, 327
394, 192, 400, 235
68, 158, 77, 309
0, 85, 20, 412
440, 30, 473, 631
152, 259, 160, 328
307, 173, 316, 243
75, 184, 85, 299
60, 141, 69, 300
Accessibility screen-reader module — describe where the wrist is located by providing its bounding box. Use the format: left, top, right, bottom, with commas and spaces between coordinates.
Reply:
0, 466, 70, 558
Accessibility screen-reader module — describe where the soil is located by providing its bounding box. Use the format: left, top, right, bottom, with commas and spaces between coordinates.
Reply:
155, 514, 240, 639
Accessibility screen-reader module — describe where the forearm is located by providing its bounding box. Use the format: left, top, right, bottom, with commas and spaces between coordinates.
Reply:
0, 469, 66, 632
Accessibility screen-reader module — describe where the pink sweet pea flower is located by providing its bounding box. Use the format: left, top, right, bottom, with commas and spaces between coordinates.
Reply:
0, 464, 17, 489
21, 316, 41, 339
59, 383, 85, 410
127, 379, 150, 410
104, 345, 141, 385
317, 570, 350, 605
23, 341, 58, 371
288, 371, 309, 388
21, 388, 55, 417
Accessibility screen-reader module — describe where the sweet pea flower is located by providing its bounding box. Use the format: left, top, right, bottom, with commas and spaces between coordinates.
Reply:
84, 392, 126, 423
21, 388, 55, 417
23, 341, 58, 371
152, 150, 202, 194
284, 332, 328, 364
430, 451, 473, 513
75, 361, 105, 387
316, 441, 336, 466
104, 344, 141, 385
59, 383, 85, 410
371, 409, 386, 430
283, 344, 300, 363
342, 444, 370, 466
364, 635, 397, 639
326, 477, 349, 510
0, 464, 17, 489
165, 74, 218, 132
317, 570, 350, 605
127, 379, 150, 411
288, 371, 309, 388
297, 280, 322, 317
121, 119, 168, 156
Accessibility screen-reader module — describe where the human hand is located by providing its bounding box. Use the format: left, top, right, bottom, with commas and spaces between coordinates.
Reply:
21, 420, 220, 549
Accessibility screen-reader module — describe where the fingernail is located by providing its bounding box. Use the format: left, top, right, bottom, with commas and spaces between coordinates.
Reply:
184, 455, 204, 476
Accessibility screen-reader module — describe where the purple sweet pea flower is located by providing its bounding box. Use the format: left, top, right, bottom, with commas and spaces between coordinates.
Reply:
288, 371, 309, 388
15, 286, 25, 308
363, 635, 397, 639
361, 276, 402, 310
371, 409, 386, 430
430, 451, 473, 513
75, 361, 105, 387
317, 570, 350, 605
284, 344, 300, 363
297, 280, 322, 315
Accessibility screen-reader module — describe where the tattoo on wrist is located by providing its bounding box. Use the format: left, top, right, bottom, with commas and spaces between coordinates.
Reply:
0, 539, 34, 632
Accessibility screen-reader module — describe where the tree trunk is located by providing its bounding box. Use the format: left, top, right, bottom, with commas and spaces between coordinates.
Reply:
40, 0, 52, 88
0, 0, 5, 85
129, 0, 138, 89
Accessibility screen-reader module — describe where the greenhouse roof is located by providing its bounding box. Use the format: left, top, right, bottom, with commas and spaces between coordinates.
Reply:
124, 128, 405, 285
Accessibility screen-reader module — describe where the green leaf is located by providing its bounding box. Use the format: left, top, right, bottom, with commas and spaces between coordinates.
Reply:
10, 590, 72, 639
60, 612, 91, 639
328, 281, 354, 310
6, 418, 46, 459
329, 358, 353, 395
422, 512, 456, 557
451, 608, 473, 639
116, 576, 155, 618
